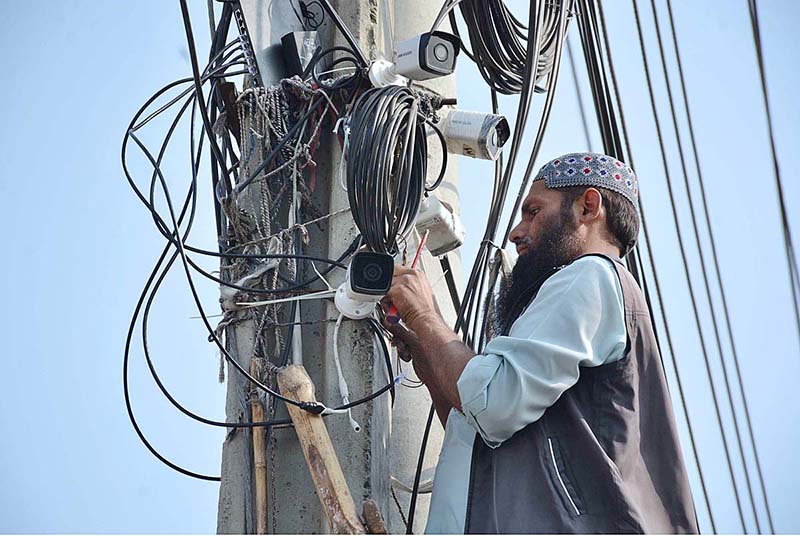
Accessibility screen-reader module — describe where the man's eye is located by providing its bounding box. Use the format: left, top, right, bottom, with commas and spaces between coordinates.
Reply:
527, 208, 539, 217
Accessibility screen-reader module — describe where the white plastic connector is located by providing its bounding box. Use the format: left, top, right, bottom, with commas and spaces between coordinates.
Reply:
414, 194, 465, 256
368, 58, 408, 88
334, 284, 380, 320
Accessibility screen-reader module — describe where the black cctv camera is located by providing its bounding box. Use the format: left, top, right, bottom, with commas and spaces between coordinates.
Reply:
335, 252, 394, 319
350, 252, 394, 295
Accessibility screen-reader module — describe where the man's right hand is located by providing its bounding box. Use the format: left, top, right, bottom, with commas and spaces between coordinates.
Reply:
384, 265, 439, 330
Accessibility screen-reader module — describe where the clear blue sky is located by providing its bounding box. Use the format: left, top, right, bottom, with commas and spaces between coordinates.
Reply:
0, 0, 797, 533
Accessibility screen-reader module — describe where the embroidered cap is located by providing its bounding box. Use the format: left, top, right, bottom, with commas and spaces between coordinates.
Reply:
534, 152, 639, 211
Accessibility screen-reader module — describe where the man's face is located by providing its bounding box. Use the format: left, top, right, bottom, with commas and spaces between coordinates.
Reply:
494, 181, 583, 336
508, 180, 575, 257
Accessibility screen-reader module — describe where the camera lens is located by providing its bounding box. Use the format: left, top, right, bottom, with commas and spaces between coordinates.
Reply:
363, 263, 383, 283
350, 251, 394, 295
434, 43, 449, 62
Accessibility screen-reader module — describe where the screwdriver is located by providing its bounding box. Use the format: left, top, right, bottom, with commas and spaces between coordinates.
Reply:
385, 230, 429, 324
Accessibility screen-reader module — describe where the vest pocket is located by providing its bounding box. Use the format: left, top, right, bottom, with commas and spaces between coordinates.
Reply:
547, 437, 584, 517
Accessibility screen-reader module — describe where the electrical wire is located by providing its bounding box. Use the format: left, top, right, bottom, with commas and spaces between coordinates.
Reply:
122, 7, 405, 479
346, 85, 428, 254
123, 82, 398, 444
630, 0, 747, 529
594, 0, 715, 529
645, 0, 763, 530
448, 0, 569, 95
660, 0, 773, 529
747, 0, 800, 360
566, 34, 593, 151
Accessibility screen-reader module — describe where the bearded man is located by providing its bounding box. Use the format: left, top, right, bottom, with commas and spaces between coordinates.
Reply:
385, 153, 698, 534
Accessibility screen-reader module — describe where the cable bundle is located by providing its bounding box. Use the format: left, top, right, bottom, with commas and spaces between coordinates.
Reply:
346, 85, 427, 255
121, 0, 398, 482
447, 0, 572, 95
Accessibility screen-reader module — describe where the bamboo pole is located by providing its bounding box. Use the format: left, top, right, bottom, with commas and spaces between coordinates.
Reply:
277, 365, 367, 534
250, 360, 268, 534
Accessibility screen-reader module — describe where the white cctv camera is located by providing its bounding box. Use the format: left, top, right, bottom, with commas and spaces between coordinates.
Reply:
335, 252, 395, 320
438, 109, 510, 161
394, 31, 460, 81
415, 194, 465, 256
369, 31, 461, 87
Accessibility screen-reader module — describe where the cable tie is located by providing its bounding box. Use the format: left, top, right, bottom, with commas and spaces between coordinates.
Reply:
299, 401, 327, 415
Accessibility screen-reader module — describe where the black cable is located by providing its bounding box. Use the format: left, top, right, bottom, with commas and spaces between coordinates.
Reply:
346, 86, 427, 255
662, 0, 773, 529
179, 0, 233, 198
122, 61, 340, 412
123, 90, 220, 482
453, 0, 542, 346
566, 35, 593, 151
425, 121, 449, 192
123, 85, 349, 288
131, 129, 387, 417
129, 127, 330, 415
645, 0, 762, 529
405, 405, 435, 534
292, 0, 325, 30
315, 0, 369, 67
309, 45, 363, 91
454, 0, 529, 94
630, 0, 748, 529
126, 126, 396, 445
499, 0, 570, 247
594, 0, 714, 530
747, 0, 800, 359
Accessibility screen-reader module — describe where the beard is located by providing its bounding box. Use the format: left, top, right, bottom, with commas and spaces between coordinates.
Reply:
493, 206, 582, 337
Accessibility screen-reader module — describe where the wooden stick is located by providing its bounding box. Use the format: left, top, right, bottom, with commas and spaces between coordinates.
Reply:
277, 365, 367, 534
361, 500, 388, 534
250, 360, 268, 535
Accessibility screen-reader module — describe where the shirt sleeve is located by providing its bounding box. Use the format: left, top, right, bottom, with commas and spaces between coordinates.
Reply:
456, 256, 627, 447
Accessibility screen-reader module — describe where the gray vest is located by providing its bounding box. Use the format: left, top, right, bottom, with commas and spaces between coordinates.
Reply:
465, 255, 698, 533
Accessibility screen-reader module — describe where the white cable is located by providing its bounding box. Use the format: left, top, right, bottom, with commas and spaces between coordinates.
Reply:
334, 118, 351, 192
333, 313, 362, 433
310, 261, 334, 291
236, 288, 335, 309
391, 475, 434, 494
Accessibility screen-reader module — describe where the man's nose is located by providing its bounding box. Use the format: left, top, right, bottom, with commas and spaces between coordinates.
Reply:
508, 220, 525, 245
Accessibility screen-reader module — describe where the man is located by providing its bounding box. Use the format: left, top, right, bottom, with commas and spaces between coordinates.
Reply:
385, 153, 698, 534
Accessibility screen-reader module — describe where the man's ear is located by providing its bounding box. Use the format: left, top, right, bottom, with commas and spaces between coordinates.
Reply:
580, 188, 603, 222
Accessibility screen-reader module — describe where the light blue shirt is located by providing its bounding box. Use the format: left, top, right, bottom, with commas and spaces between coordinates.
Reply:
425, 256, 627, 534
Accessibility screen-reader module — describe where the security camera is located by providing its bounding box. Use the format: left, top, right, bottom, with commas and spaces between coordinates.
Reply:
415, 194, 465, 256
369, 31, 461, 87
395, 31, 460, 81
335, 251, 395, 320
438, 109, 510, 161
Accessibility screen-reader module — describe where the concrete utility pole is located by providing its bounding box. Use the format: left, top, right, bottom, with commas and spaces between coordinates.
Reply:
216, 1, 460, 533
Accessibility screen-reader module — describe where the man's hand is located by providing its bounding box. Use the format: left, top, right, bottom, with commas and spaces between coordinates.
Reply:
384, 265, 438, 329
385, 325, 433, 384
383, 263, 475, 421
